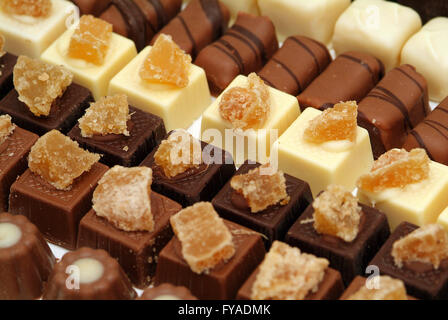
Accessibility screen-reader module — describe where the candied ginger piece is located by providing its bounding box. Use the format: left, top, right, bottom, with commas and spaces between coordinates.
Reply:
230, 163, 289, 213
68, 15, 112, 65
13, 56, 73, 117
304, 101, 358, 144
140, 34, 191, 88
348, 276, 407, 300
154, 130, 202, 178
392, 224, 448, 269
0, 0, 52, 17
313, 184, 361, 242
28, 130, 100, 190
251, 241, 328, 300
219, 73, 270, 130
170, 202, 235, 274
0, 114, 15, 145
93, 166, 154, 232
0, 33, 5, 58
78, 94, 130, 137
357, 148, 430, 193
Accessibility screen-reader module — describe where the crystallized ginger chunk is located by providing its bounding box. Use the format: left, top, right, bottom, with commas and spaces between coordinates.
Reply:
0, 33, 5, 58
28, 130, 100, 190
154, 130, 202, 178
230, 163, 289, 213
357, 148, 430, 193
140, 34, 191, 88
13, 56, 73, 117
0, 0, 52, 17
348, 276, 407, 300
170, 202, 235, 274
78, 94, 130, 137
313, 184, 361, 242
68, 15, 112, 65
0, 114, 15, 145
251, 241, 329, 300
219, 73, 270, 130
304, 101, 358, 144
392, 224, 448, 269
93, 166, 154, 232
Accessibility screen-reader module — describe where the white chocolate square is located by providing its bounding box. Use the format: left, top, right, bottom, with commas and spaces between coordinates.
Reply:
401, 17, 448, 102
201, 75, 300, 165
358, 161, 448, 230
0, 0, 77, 58
108, 46, 211, 131
436, 207, 448, 233
41, 26, 137, 101
333, 0, 421, 71
258, 0, 350, 44
273, 107, 373, 197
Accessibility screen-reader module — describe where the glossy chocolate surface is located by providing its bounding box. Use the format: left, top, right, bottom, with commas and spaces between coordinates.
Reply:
0, 53, 17, 100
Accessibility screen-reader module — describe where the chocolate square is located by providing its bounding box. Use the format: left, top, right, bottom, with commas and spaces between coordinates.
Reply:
370, 221, 448, 299
0, 53, 17, 100
237, 266, 344, 300
212, 161, 313, 248
140, 134, 236, 207
68, 107, 166, 167
339, 276, 416, 300
0, 83, 93, 136
9, 163, 109, 250
154, 219, 265, 300
0, 127, 38, 211
77, 191, 182, 289
285, 203, 390, 285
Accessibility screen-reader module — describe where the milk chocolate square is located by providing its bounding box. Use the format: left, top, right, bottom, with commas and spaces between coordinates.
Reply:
0, 53, 17, 100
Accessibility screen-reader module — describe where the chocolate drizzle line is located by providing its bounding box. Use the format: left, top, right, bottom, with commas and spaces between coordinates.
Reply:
410, 130, 434, 160
217, 39, 245, 73
369, 86, 412, 129
436, 107, 448, 115
177, 15, 196, 57
147, 0, 167, 30
113, 0, 147, 51
289, 37, 321, 73
212, 44, 244, 74
231, 24, 267, 63
259, 75, 275, 88
272, 58, 302, 92
395, 67, 427, 116
423, 120, 448, 140
308, 38, 332, 64
226, 30, 259, 64
199, 0, 223, 39
339, 54, 376, 85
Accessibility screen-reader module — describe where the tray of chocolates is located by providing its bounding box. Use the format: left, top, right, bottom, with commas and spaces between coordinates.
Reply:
0, 0, 448, 302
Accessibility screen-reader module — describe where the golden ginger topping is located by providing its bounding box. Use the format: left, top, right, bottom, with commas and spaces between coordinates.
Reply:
78, 94, 130, 137
0, 33, 5, 58
93, 166, 154, 232
154, 130, 202, 178
251, 241, 329, 300
347, 276, 407, 300
140, 34, 192, 88
313, 184, 361, 242
0, 115, 15, 146
219, 73, 270, 130
13, 56, 73, 117
68, 15, 112, 65
392, 224, 448, 270
357, 148, 430, 193
0, 0, 52, 17
170, 202, 235, 274
304, 101, 358, 144
230, 163, 289, 213
28, 130, 100, 190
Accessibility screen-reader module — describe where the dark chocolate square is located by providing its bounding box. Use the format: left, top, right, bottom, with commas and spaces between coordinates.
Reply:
68, 107, 166, 167
77, 191, 182, 289
285, 203, 390, 285
0, 53, 17, 100
154, 219, 266, 300
212, 161, 313, 248
369, 221, 448, 299
0, 83, 93, 136
0, 126, 38, 211
140, 133, 236, 207
9, 163, 109, 249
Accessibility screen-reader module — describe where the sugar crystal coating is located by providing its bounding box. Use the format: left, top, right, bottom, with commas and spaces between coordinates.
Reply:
28, 130, 100, 190
230, 163, 289, 213
304, 101, 358, 144
13, 56, 73, 117
170, 202, 235, 274
154, 130, 202, 178
313, 184, 361, 242
0, 0, 52, 17
357, 148, 430, 193
347, 276, 407, 300
219, 73, 270, 130
139, 34, 192, 88
68, 15, 112, 65
78, 94, 130, 137
0, 114, 15, 146
0, 33, 5, 58
392, 224, 448, 269
251, 241, 329, 300
93, 166, 154, 232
